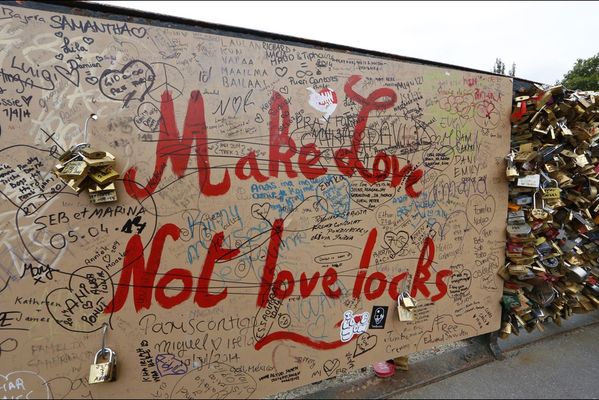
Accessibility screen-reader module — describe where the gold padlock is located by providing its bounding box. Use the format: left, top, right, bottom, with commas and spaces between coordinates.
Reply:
397, 292, 417, 322
505, 152, 519, 180
89, 348, 117, 384
529, 190, 549, 221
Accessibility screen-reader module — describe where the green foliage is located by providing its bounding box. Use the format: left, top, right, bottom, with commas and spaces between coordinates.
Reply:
493, 58, 516, 77
562, 53, 599, 91
493, 58, 505, 75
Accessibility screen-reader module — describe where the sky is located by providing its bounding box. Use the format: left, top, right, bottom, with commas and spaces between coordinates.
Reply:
94, 1, 598, 85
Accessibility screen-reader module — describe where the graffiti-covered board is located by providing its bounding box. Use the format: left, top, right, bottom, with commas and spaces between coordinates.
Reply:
0, 2, 511, 398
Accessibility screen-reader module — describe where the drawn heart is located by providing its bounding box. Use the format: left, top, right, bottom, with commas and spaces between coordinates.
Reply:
134, 102, 163, 133
155, 354, 188, 377
279, 86, 288, 94
466, 194, 496, 233
102, 254, 111, 264
448, 268, 472, 300
54, 53, 64, 61
323, 359, 340, 377
85, 76, 99, 85
130, 27, 147, 38
45, 266, 113, 333
307, 314, 326, 339
251, 203, 270, 220
96, 55, 104, 62
353, 332, 377, 357
21, 95, 33, 107
0, 371, 50, 399
54, 64, 80, 87
383, 231, 409, 255
82, 36, 94, 45
54, 31, 63, 38
99, 60, 156, 106
274, 66, 288, 77
255, 113, 264, 123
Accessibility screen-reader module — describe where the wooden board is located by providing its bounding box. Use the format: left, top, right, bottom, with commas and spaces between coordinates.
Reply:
0, 2, 512, 398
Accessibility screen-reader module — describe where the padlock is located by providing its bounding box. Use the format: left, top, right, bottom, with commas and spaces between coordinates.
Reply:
517, 174, 540, 188
499, 320, 512, 339
89, 348, 117, 384
565, 264, 589, 283
529, 190, 549, 221
505, 152, 519, 180
51, 114, 120, 204
541, 179, 561, 203
397, 292, 417, 322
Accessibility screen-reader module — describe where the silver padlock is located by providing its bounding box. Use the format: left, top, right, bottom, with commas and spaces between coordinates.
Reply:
566, 264, 589, 283
89, 347, 117, 384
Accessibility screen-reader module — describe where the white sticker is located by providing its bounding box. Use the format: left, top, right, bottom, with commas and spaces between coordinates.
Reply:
517, 174, 540, 188
340, 310, 369, 342
307, 87, 338, 121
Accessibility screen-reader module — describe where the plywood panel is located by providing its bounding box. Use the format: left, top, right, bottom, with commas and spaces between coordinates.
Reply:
0, 2, 511, 398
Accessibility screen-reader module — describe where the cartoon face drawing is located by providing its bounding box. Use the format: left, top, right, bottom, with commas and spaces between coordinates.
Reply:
374, 307, 385, 325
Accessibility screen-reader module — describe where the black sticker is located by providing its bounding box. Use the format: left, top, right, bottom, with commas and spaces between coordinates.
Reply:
369, 306, 388, 329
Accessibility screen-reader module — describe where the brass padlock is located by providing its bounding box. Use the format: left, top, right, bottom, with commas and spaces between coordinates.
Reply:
89, 348, 117, 384
505, 152, 519, 180
529, 190, 549, 221
397, 292, 417, 322
541, 179, 561, 203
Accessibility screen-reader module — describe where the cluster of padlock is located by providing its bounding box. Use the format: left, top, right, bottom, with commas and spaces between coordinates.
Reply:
52, 144, 119, 204
499, 84, 599, 338
397, 291, 418, 321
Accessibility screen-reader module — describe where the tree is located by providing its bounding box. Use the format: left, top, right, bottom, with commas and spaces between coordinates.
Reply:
493, 58, 505, 75
508, 62, 516, 77
493, 58, 516, 76
561, 53, 599, 91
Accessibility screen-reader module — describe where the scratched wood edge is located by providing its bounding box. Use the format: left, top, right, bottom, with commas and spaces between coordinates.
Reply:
14, 0, 543, 86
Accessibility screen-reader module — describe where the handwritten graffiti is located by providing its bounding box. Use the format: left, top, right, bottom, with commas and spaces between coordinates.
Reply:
0, 3, 510, 398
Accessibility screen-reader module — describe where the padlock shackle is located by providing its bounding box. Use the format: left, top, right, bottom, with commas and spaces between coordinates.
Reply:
94, 347, 114, 363
82, 113, 98, 146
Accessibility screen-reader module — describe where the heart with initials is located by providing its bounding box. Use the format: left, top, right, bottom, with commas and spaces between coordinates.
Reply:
466, 194, 496, 232
0, 371, 50, 399
353, 332, 378, 357
99, 60, 156, 106
323, 359, 340, 377
251, 202, 270, 220
383, 231, 409, 255
45, 266, 113, 333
